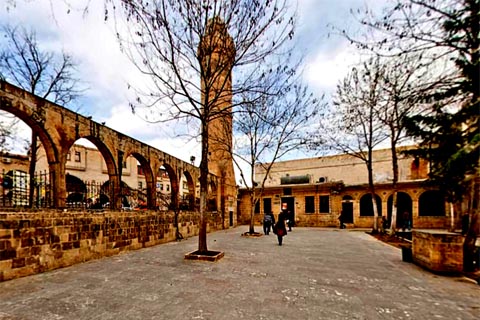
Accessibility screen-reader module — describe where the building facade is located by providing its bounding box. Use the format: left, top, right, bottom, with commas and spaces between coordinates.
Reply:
238, 147, 450, 229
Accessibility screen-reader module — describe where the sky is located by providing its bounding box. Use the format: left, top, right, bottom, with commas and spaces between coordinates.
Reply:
0, 0, 385, 174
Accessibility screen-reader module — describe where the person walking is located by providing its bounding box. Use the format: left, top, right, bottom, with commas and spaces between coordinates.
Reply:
402, 211, 411, 232
339, 211, 346, 229
286, 210, 293, 231
274, 209, 288, 245
263, 212, 274, 235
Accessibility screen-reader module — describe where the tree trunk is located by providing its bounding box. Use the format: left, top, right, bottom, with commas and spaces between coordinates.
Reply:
249, 188, 256, 234
449, 202, 455, 231
174, 208, 183, 240
389, 138, 399, 234
390, 192, 398, 234
198, 124, 209, 253
367, 159, 378, 231
463, 176, 479, 272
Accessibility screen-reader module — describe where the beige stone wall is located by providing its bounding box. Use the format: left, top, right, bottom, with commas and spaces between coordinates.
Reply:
256, 147, 428, 187
240, 185, 450, 229
238, 146, 449, 229
0, 210, 224, 282
0, 153, 29, 173
412, 230, 464, 273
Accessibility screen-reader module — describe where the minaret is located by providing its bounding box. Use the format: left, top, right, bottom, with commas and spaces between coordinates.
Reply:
199, 18, 237, 227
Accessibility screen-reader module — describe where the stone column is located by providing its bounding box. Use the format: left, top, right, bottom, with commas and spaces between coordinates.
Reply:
50, 160, 66, 208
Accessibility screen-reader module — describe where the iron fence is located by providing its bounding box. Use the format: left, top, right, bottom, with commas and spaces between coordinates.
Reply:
1, 169, 198, 210
1, 169, 52, 208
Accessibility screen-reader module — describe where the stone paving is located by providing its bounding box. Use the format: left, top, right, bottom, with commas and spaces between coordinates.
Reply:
0, 227, 478, 320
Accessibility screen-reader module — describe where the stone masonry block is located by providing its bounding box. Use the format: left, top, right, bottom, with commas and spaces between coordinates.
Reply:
0, 229, 12, 239
0, 240, 12, 250
0, 259, 12, 271
11, 257, 25, 269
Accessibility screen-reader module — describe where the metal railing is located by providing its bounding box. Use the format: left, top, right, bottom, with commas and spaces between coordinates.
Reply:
1, 169, 52, 208
1, 169, 199, 211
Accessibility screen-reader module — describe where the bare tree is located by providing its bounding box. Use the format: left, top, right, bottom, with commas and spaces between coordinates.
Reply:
374, 55, 435, 233
229, 58, 323, 235
346, 0, 479, 272
0, 24, 83, 207
326, 58, 388, 232
113, 1, 297, 254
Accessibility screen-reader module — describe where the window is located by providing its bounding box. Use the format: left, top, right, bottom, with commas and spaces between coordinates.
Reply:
160, 184, 163, 191
305, 196, 315, 214
138, 181, 143, 190
74, 151, 81, 162
254, 201, 260, 214
283, 188, 292, 196
123, 161, 127, 169
319, 195, 330, 213
66, 152, 71, 161
166, 184, 170, 191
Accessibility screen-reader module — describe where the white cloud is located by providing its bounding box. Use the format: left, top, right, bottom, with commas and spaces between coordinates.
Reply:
305, 41, 360, 93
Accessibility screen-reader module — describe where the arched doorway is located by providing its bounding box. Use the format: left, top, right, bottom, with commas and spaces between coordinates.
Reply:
341, 195, 354, 223
387, 192, 413, 228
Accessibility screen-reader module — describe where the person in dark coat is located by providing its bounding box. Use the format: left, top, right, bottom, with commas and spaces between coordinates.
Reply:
402, 211, 411, 231
286, 210, 293, 231
339, 211, 346, 229
263, 212, 274, 235
274, 209, 288, 245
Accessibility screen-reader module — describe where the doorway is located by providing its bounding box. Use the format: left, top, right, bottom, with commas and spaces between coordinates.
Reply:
341, 195, 354, 223
387, 192, 413, 229
281, 197, 295, 222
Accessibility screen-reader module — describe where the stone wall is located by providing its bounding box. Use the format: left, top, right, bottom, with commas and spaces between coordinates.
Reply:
412, 230, 464, 274
0, 210, 224, 282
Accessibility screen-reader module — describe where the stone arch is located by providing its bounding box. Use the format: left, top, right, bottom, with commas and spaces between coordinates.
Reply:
1, 81, 204, 210
359, 193, 382, 217
158, 162, 179, 210
65, 136, 119, 208
129, 152, 156, 209
0, 101, 63, 207
387, 192, 413, 228
182, 170, 196, 210
419, 190, 445, 216
0, 99, 59, 166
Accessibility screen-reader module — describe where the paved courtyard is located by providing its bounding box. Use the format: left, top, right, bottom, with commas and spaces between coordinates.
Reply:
0, 227, 478, 320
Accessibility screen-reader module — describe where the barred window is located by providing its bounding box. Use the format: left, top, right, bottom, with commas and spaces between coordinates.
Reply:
319, 195, 330, 213
305, 196, 315, 214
